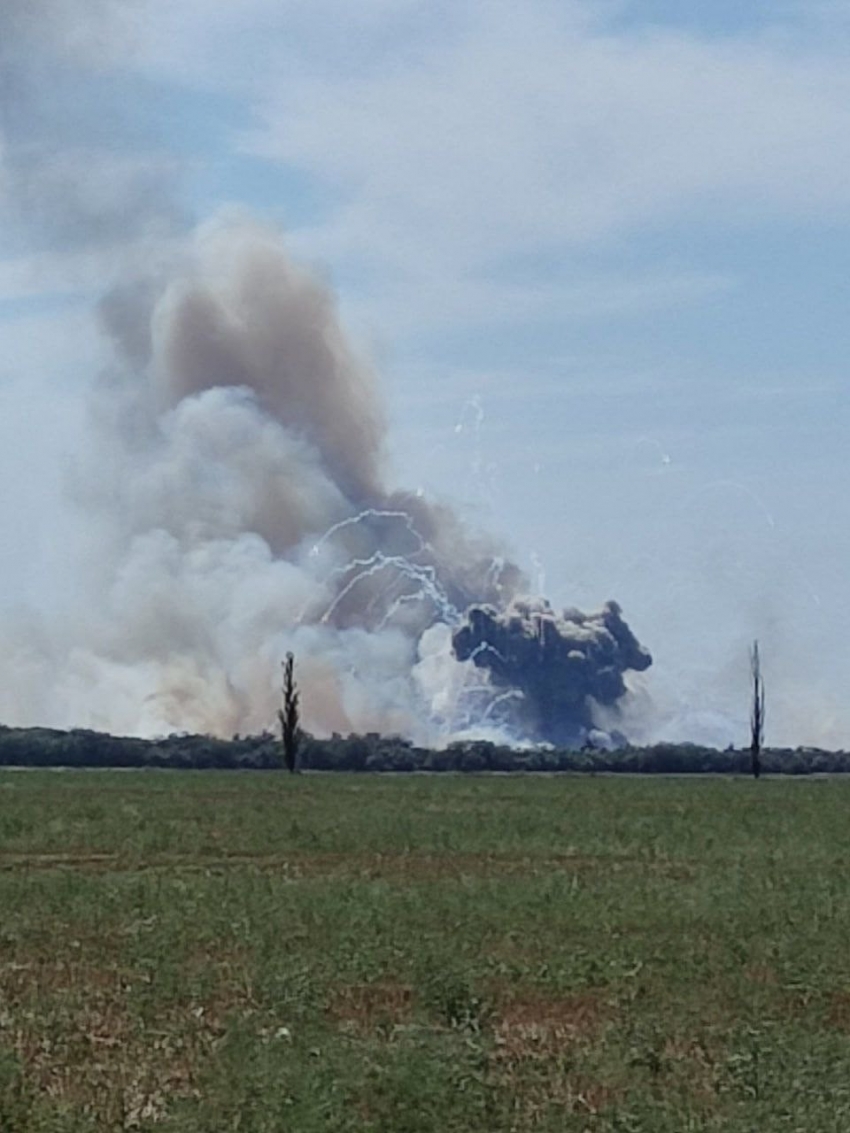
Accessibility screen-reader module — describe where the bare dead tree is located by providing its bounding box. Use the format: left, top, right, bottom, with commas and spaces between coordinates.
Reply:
750, 640, 765, 779
278, 653, 301, 773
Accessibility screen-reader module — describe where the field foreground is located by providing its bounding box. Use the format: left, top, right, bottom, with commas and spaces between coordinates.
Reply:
1, 772, 849, 1131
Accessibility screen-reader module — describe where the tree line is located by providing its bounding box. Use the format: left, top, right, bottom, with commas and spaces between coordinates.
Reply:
0, 722, 846, 774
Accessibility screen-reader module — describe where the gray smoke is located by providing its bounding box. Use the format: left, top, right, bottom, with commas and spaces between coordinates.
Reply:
21, 214, 523, 740
0, 203, 651, 742
12, 213, 643, 746
452, 597, 652, 746
0, 1, 651, 745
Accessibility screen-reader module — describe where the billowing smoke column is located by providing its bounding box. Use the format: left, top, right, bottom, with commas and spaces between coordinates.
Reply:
1, 213, 649, 745
452, 598, 652, 746
0, 0, 652, 748
45, 216, 529, 740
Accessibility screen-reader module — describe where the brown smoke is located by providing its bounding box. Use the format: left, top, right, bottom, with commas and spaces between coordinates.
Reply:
0, 0, 655, 746
151, 227, 386, 508
0, 193, 650, 744
0, 195, 655, 743
50, 214, 524, 739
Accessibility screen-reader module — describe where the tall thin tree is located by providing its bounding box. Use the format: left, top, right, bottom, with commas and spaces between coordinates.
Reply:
750, 640, 765, 780
278, 653, 301, 773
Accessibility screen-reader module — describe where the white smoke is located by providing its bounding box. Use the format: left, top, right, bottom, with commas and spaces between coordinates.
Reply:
0, 3, 648, 747
0, 215, 521, 741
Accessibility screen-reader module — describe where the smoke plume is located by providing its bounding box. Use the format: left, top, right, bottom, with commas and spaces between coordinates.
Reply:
12, 215, 518, 740
452, 598, 652, 746
0, 5, 651, 745
0, 211, 651, 745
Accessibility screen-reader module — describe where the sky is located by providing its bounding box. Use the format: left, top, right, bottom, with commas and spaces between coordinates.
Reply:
1, 0, 849, 747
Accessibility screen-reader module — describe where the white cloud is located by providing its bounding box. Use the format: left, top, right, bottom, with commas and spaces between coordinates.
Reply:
35, 1, 844, 343
331, 264, 735, 339
246, 16, 850, 258
128, 0, 455, 93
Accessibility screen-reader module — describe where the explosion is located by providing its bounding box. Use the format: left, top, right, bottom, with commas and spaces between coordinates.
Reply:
0, 0, 653, 748
2, 216, 650, 746
452, 598, 652, 746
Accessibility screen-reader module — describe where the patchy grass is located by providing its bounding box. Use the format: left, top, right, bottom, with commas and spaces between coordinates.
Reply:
2, 771, 850, 1129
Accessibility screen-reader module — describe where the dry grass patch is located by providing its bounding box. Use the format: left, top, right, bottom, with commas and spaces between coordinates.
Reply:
491, 988, 609, 1059
486, 989, 621, 1123
2, 984, 214, 1125
744, 963, 779, 986
326, 980, 415, 1034
656, 1034, 723, 1104
0, 950, 261, 1127
826, 990, 850, 1030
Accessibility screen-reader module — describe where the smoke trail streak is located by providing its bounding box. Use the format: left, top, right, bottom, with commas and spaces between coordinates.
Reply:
482, 689, 525, 721
319, 553, 459, 628
310, 509, 428, 558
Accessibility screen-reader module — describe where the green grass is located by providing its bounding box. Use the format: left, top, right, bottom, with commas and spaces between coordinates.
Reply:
1, 771, 850, 1130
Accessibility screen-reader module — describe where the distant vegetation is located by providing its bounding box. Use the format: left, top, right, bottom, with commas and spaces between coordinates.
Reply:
0, 723, 848, 774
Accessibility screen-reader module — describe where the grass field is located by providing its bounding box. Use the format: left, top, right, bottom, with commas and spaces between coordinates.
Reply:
1, 771, 850, 1131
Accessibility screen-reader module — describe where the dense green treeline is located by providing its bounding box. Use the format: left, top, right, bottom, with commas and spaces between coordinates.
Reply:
0, 722, 847, 773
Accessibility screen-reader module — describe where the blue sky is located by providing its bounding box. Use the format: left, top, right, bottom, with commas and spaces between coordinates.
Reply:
1, 0, 849, 745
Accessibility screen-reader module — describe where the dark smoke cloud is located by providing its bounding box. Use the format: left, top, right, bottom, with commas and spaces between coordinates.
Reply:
452, 597, 652, 746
